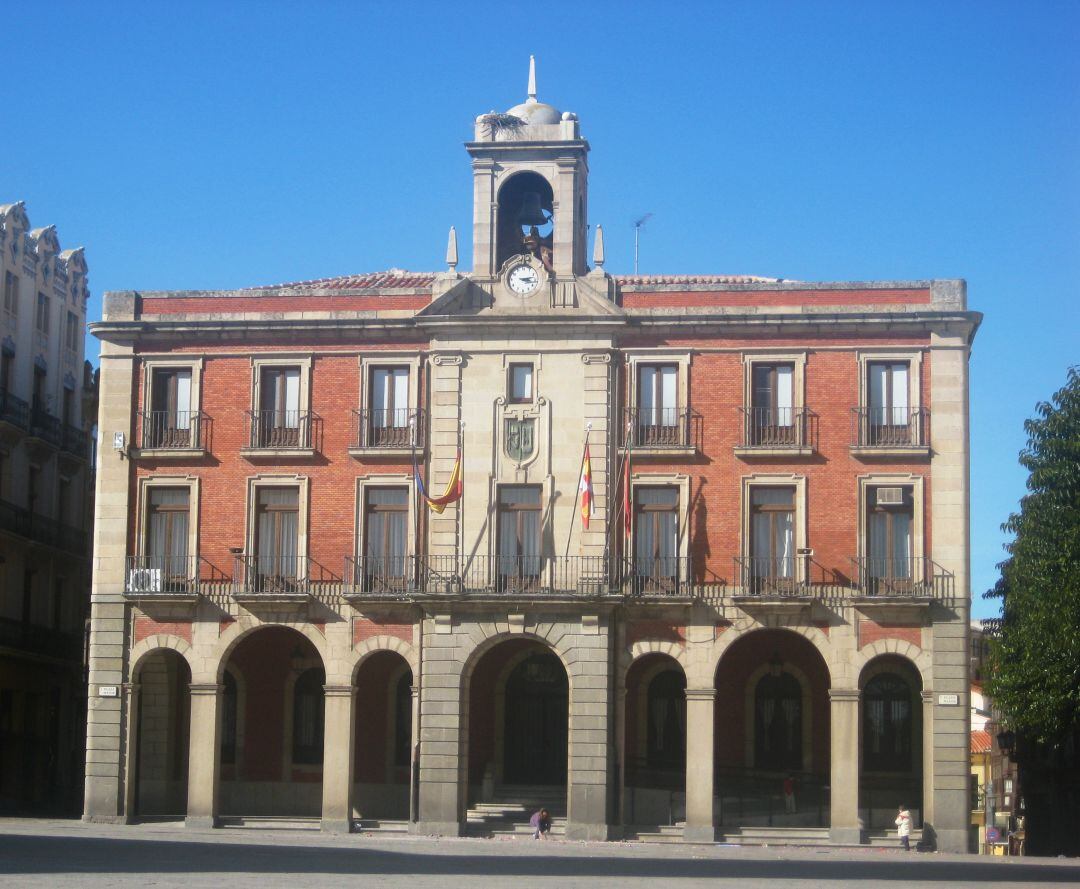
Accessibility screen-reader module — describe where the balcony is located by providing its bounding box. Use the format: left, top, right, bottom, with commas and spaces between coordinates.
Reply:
349, 408, 425, 457
0, 390, 29, 440
850, 407, 930, 458
0, 616, 83, 663
124, 555, 221, 603
136, 410, 209, 457
232, 554, 311, 605
27, 405, 62, 452
622, 407, 698, 454
60, 422, 89, 461
0, 498, 87, 555
849, 556, 954, 602
735, 407, 816, 457
732, 555, 843, 604
241, 410, 319, 457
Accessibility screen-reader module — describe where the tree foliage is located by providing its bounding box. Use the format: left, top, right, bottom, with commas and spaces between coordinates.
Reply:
985, 366, 1080, 743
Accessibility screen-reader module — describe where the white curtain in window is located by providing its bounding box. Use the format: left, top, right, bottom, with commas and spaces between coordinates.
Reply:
660, 366, 677, 426
776, 365, 793, 426
776, 509, 793, 577
284, 368, 300, 428
175, 371, 191, 429
891, 364, 909, 426
869, 512, 889, 576
392, 368, 408, 427
639, 366, 656, 426
869, 363, 887, 426
892, 511, 912, 577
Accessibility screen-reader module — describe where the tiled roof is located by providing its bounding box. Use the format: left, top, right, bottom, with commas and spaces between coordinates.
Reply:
971, 730, 992, 754
247, 269, 438, 292
614, 274, 780, 286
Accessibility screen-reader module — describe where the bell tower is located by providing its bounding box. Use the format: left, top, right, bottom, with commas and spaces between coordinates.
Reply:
467, 57, 589, 282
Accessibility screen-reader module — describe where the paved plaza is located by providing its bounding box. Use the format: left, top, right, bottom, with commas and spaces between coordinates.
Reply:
1, 820, 1078, 889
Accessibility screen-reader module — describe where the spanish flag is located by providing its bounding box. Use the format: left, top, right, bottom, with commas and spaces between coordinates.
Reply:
579, 443, 593, 530
414, 449, 462, 514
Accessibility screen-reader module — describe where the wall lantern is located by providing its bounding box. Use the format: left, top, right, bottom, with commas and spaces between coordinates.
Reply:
996, 729, 1016, 759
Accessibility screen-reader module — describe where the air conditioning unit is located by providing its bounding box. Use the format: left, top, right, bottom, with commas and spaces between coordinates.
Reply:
876, 487, 905, 506
127, 568, 163, 593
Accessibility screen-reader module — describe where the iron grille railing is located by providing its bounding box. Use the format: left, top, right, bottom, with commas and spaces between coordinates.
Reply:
245, 410, 316, 449
715, 767, 830, 828
139, 410, 208, 450
0, 390, 29, 430
739, 407, 813, 449
60, 422, 88, 459
849, 555, 953, 598
29, 406, 62, 447
0, 498, 87, 554
851, 406, 929, 448
617, 555, 692, 597
623, 406, 695, 449
345, 555, 416, 596
232, 554, 310, 597
353, 408, 425, 449
125, 555, 212, 596
0, 616, 83, 662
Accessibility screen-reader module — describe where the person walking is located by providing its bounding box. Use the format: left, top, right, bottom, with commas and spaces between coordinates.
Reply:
783, 774, 797, 814
530, 807, 551, 840
895, 805, 912, 851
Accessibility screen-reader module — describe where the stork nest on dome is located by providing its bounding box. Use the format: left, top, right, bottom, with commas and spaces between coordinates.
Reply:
478, 112, 526, 138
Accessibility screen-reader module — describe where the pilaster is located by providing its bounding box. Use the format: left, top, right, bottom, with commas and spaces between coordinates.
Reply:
683, 688, 716, 843
185, 683, 222, 829
321, 685, 356, 832
829, 687, 862, 844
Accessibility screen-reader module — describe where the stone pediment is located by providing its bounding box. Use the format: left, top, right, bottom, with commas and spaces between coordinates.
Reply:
418, 271, 624, 320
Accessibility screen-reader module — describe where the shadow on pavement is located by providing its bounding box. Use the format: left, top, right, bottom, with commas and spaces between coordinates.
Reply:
1, 833, 1078, 883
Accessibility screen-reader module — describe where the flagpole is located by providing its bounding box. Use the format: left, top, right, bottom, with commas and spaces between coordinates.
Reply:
564, 424, 591, 559
457, 421, 464, 583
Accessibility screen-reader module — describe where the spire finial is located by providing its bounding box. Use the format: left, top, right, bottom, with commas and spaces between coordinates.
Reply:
445, 225, 458, 271
527, 55, 537, 102
593, 224, 605, 269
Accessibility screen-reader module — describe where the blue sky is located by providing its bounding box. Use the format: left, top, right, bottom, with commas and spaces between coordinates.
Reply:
6, 1, 1077, 617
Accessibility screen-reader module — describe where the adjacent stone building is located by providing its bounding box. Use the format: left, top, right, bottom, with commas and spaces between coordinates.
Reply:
0, 201, 95, 814
84, 64, 980, 851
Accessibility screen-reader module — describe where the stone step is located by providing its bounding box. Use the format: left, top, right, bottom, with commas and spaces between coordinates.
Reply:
218, 816, 320, 831
717, 827, 832, 846
624, 823, 685, 844
354, 819, 410, 833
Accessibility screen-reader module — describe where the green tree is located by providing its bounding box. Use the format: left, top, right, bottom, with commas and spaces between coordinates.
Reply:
985, 366, 1080, 743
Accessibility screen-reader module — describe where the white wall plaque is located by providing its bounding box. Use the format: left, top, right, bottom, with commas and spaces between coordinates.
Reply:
98, 686, 119, 698
938, 693, 959, 705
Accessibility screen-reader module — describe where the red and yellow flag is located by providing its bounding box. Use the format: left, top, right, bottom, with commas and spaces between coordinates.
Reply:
415, 449, 462, 514
579, 443, 593, 530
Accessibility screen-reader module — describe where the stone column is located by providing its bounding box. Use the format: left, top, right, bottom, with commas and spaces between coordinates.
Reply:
683, 688, 716, 843
921, 689, 935, 829
415, 618, 463, 836
565, 626, 613, 841
185, 683, 222, 829
321, 685, 355, 833
122, 683, 140, 822
829, 688, 862, 844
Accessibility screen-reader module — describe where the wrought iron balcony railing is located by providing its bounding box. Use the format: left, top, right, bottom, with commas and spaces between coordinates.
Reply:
0, 390, 29, 430
352, 408, 425, 450
125, 555, 217, 597
139, 410, 209, 451
0, 498, 87, 555
732, 555, 839, 597
623, 406, 696, 449
0, 616, 83, 662
29, 406, 62, 448
851, 406, 929, 449
738, 407, 814, 450
245, 410, 317, 450
60, 422, 89, 459
849, 555, 954, 598
232, 554, 310, 597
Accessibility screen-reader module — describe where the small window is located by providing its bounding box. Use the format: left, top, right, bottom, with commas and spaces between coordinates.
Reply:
3, 271, 16, 315
509, 363, 533, 403
36, 292, 50, 333
64, 312, 80, 351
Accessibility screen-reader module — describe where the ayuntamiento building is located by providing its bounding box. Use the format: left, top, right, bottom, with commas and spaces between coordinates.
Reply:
84, 61, 980, 851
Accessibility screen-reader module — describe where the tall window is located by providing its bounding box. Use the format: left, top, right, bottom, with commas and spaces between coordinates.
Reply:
2, 271, 16, 316
32, 367, 46, 412
646, 669, 686, 771
363, 487, 409, 591
750, 363, 795, 445
258, 366, 301, 447
868, 362, 910, 443
863, 673, 913, 771
497, 485, 541, 588
255, 487, 300, 590
370, 367, 409, 445
750, 487, 795, 585
221, 670, 238, 766
754, 671, 802, 771
1, 350, 13, 394
637, 364, 678, 445
148, 368, 193, 448
292, 667, 325, 765
867, 486, 913, 590
64, 312, 79, 352
394, 671, 413, 769
27, 465, 40, 514
634, 487, 679, 588
147, 487, 190, 584
36, 292, 49, 333
508, 363, 533, 403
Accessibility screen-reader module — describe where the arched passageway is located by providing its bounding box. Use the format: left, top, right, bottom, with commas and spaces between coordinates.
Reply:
623, 654, 686, 827
133, 649, 190, 819
859, 655, 923, 830
353, 651, 413, 821
218, 626, 323, 818
465, 639, 568, 811
714, 629, 831, 828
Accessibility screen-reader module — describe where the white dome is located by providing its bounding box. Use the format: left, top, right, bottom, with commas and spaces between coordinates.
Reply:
507, 98, 562, 125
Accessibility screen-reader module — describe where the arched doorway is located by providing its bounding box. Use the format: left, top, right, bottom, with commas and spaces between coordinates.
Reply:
714, 629, 831, 828
465, 639, 568, 811
859, 656, 923, 831
218, 626, 323, 818
623, 654, 686, 827
133, 649, 190, 819
353, 651, 413, 821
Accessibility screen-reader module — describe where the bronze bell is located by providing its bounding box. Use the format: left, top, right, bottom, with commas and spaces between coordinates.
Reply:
517, 191, 550, 227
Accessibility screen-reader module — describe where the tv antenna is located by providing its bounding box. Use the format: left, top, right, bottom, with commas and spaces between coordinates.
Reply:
633, 213, 653, 275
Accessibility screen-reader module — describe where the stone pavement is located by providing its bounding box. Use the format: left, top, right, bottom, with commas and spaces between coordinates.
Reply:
1, 819, 1078, 889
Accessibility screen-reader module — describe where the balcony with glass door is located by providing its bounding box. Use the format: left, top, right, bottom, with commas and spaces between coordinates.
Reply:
851, 362, 930, 456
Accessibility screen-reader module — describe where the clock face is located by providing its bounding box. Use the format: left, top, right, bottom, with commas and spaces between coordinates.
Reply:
508, 263, 540, 295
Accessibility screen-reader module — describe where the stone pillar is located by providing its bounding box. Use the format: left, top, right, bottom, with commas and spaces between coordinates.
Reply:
321, 685, 355, 833
829, 688, 862, 844
921, 689, 936, 829
415, 618, 463, 836
683, 688, 716, 843
185, 683, 222, 829
122, 683, 140, 822
565, 628, 612, 842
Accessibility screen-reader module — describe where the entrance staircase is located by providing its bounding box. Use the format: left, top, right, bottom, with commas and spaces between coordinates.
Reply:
466, 785, 566, 838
